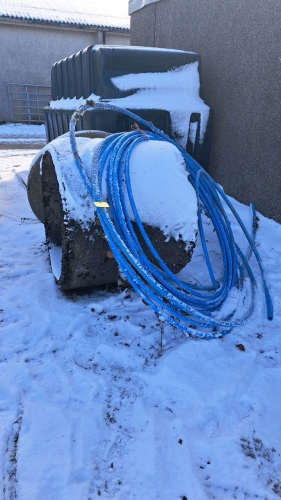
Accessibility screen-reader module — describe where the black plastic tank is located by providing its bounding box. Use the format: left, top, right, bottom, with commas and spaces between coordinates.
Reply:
45, 45, 212, 170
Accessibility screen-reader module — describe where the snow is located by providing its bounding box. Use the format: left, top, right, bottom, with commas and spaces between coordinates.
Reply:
110, 63, 210, 148
49, 94, 100, 110
188, 120, 199, 148
127, 140, 198, 244
0, 0, 130, 29
49, 62, 209, 150
0, 123, 46, 138
38, 133, 198, 248
1, 144, 281, 499
49, 242, 62, 279
0, 123, 46, 146
0, 123, 45, 137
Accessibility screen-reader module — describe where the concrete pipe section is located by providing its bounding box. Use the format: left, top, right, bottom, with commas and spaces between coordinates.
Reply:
27, 131, 198, 290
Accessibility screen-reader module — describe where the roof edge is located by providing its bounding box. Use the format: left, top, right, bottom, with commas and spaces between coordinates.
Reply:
129, 0, 161, 15
0, 15, 130, 32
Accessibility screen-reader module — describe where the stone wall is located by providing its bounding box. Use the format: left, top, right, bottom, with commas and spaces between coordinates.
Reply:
130, 0, 281, 222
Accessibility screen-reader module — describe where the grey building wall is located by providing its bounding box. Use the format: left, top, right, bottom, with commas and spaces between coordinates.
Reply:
130, 0, 281, 222
0, 21, 130, 123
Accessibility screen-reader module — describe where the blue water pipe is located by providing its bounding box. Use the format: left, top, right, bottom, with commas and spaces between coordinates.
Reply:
68, 101, 273, 338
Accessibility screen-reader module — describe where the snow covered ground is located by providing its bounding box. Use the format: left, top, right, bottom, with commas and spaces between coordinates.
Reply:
0, 124, 46, 147
1, 145, 281, 500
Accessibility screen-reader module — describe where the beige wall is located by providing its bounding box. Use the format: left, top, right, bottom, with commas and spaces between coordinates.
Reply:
130, 0, 281, 222
105, 32, 130, 45
0, 21, 130, 122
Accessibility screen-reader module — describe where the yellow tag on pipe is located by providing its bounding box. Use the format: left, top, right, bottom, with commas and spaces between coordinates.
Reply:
94, 201, 109, 208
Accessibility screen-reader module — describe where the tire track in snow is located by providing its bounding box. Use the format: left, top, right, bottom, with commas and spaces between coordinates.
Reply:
3, 405, 23, 500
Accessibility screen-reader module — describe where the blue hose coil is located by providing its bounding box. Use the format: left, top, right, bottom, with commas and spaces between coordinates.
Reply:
69, 102, 273, 338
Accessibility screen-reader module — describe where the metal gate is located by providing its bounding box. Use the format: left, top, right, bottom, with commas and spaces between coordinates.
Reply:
7, 83, 51, 124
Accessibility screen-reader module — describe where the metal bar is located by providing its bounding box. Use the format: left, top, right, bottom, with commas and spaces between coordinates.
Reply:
7, 84, 13, 121
9, 98, 51, 103
8, 119, 43, 123
10, 100, 51, 103
8, 83, 51, 89
8, 89, 50, 93
9, 102, 49, 107
26, 85, 30, 124
9, 95, 51, 100
10, 107, 44, 112
7, 91, 49, 94
7, 82, 51, 124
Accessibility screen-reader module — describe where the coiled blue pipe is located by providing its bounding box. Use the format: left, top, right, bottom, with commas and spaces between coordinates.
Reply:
69, 101, 273, 338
